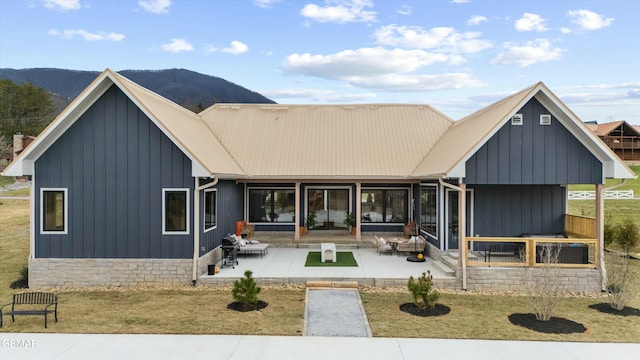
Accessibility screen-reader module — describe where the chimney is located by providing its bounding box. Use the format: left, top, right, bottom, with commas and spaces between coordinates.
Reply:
13, 133, 24, 160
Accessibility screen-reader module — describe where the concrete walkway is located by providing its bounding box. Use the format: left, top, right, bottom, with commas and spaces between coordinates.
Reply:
304, 288, 372, 337
0, 333, 638, 360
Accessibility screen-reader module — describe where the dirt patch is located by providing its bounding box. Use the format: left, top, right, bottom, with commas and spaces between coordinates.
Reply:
399, 303, 451, 317
508, 313, 587, 334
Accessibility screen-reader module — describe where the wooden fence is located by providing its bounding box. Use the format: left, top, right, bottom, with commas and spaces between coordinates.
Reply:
565, 214, 596, 238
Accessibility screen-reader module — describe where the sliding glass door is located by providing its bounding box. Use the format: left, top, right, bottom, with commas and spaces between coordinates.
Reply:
307, 189, 349, 230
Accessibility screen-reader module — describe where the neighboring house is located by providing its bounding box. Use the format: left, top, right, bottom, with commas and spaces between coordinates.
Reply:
2, 69, 635, 289
586, 120, 640, 162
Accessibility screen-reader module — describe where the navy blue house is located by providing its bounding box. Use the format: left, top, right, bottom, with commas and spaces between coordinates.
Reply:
3, 69, 634, 288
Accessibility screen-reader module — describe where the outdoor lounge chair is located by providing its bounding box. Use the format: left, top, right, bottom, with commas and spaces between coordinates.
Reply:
231, 234, 270, 258
396, 236, 426, 254
375, 235, 393, 255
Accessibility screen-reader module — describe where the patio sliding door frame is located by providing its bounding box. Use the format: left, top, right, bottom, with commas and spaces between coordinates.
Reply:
304, 185, 352, 231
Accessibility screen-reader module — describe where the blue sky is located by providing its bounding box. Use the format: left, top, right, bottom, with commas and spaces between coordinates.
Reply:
0, 0, 638, 123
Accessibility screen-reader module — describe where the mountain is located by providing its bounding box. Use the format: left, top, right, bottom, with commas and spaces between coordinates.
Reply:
0, 68, 275, 113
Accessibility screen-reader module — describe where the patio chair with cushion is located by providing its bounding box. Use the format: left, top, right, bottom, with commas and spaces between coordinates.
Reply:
396, 236, 426, 254
375, 235, 393, 255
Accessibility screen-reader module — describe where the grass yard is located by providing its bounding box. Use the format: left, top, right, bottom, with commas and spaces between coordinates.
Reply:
568, 165, 640, 193
1, 190, 639, 341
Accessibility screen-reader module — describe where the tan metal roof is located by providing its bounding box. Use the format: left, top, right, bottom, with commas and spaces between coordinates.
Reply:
112, 70, 244, 177
200, 104, 453, 178
412, 83, 539, 177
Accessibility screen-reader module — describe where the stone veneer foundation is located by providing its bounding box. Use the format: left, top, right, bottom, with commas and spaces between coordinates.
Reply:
28, 248, 223, 288
463, 267, 602, 292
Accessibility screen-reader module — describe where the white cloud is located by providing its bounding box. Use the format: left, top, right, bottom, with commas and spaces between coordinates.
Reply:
263, 88, 376, 102
567, 10, 613, 30
374, 25, 492, 54
282, 47, 483, 92
160, 38, 193, 53
42, 0, 81, 11
467, 15, 487, 26
48, 29, 125, 41
139, 0, 171, 14
515, 13, 548, 32
346, 73, 484, 92
560, 27, 572, 34
221, 41, 249, 55
396, 5, 412, 16
283, 47, 451, 79
254, 0, 281, 8
451, 0, 470, 4
301, 0, 376, 24
491, 39, 563, 67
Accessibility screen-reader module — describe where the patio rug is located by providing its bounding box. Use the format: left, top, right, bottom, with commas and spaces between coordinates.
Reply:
304, 251, 358, 267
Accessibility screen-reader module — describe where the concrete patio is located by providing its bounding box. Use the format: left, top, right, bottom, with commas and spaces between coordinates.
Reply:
199, 233, 459, 288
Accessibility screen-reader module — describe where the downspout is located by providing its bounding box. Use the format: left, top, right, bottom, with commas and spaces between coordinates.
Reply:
597, 179, 627, 291
192, 175, 219, 286
439, 177, 467, 290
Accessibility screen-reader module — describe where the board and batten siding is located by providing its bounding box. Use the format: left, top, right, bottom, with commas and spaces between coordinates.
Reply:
199, 179, 244, 254
471, 185, 565, 237
34, 85, 194, 259
465, 98, 602, 185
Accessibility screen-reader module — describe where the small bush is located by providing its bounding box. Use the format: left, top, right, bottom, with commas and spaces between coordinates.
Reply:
522, 243, 562, 321
605, 254, 635, 310
10, 264, 29, 289
615, 218, 639, 255
232, 270, 261, 306
603, 218, 616, 248
407, 271, 440, 310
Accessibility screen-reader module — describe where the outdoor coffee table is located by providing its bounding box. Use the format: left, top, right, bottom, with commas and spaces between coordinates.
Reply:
321, 243, 337, 262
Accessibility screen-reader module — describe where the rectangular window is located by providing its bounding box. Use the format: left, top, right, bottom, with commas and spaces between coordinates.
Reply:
163, 189, 189, 234
420, 186, 437, 237
204, 189, 217, 231
248, 188, 296, 223
41, 188, 68, 234
360, 188, 407, 223
511, 114, 523, 125
540, 114, 551, 125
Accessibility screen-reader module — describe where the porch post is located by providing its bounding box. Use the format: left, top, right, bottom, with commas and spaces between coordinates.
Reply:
356, 182, 361, 241
596, 183, 606, 290
459, 182, 467, 290
295, 182, 300, 241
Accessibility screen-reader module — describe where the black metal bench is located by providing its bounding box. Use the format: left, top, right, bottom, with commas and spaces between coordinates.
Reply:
0, 292, 58, 328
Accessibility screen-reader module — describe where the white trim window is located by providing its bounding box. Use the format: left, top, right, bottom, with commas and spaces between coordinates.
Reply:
204, 188, 217, 232
40, 188, 68, 234
162, 188, 190, 235
420, 185, 437, 238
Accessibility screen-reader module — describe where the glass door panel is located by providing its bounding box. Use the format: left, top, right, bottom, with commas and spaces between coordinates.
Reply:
308, 189, 349, 230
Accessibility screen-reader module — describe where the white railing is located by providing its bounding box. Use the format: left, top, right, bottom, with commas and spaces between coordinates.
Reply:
568, 190, 634, 200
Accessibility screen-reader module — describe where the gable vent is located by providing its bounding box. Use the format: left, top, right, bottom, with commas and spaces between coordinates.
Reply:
540, 114, 551, 125
511, 114, 523, 126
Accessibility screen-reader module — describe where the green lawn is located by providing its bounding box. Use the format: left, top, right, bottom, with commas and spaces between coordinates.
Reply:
1, 198, 639, 340
0, 175, 15, 187
569, 165, 640, 193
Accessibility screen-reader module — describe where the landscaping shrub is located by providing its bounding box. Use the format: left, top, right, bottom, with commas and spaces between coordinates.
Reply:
407, 270, 440, 310
615, 218, 639, 255
604, 218, 639, 310
521, 243, 562, 321
232, 270, 261, 307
